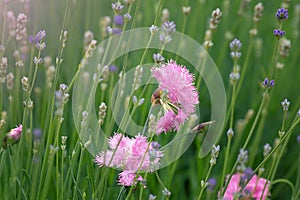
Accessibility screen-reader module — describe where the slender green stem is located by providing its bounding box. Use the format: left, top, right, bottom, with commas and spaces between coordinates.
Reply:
138, 172, 149, 200
197, 164, 213, 200
272, 179, 295, 199
61, 148, 64, 200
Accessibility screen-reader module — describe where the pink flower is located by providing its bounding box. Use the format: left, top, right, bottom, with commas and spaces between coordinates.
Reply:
95, 133, 163, 186
118, 170, 144, 186
156, 109, 188, 133
2, 124, 23, 148
152, 60, 199, 134
152, 60, 199, 113
223, 172, 270, 200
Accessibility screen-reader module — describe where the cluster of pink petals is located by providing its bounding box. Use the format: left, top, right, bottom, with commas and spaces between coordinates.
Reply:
8, 125, 23, 141
156, 109, 188, 133
152, 60, 199, 134
95, 133, 163, 186
223, 173, 270, 200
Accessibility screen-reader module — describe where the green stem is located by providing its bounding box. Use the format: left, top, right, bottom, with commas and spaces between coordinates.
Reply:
197, 164, 213, 200
270, 179, 295, 199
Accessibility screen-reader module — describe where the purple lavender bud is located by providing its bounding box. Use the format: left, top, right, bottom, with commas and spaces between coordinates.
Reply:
230, 38, 242, 51
153, 53, 165, 63
273, 29, 285, 39
276, 8, 288, 21
162, 21, 176, 34
297, 135, 300, 144
243, 168, 254, 180
33, 128, 42, 140
230, 52, 241, 60
151, 141, 161, 150
109, 65, 118, 72
35, 30, 46, 41
263, 78, 269, 87
114, 15, 124, 26
28, 35, 35, 43
269, 79, 275, 87
112, 28, 122, 35
207, 178, 216, 192
124, 13, 131, 22
111, 2, 124, 14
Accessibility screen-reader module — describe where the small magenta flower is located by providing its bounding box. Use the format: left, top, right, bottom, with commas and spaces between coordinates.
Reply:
223, 172, 270, 199
273, 29, 285, 39
2, 125, 23, 148
276, 8, 288, 22
151, 60, 199, 134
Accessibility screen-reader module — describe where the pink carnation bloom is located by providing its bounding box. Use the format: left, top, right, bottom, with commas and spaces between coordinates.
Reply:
118, 170, 144, 186
95, 133, 163, 186
223, 173, 270, 200
9, 125, 23, 141
156, 109, 188, 133
152, 60, 199, 134
2, 124, 23, 148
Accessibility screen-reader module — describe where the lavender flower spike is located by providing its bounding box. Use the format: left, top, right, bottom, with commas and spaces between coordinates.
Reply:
276, 8, 288, 22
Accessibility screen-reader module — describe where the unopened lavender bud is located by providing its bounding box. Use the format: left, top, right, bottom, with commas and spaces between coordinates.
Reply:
112, 2, 124, 14
6, 72, 14, 90
281, 98, 290, 111
201, 180, 207, 188
229, 72, 240, 82
278, 131, 285, 138
227, 128, 234, 138
249, 29, 258, 37
43, 56, 52, 67
253, 2, 264, 22
148, 194, 156, 200
276, 62, 284, 70
263, 143, 271, 157
153, 53, 165, 64
162, 188, 171, 197
149, 25, 158, 35
21, 76, 29, 92
132, 95, 138, 104
34, 57, 42, 65
124, 13, 131, 22
138, 98, 145, 106
161, 8, 170, 23
182, 6, 191, 15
